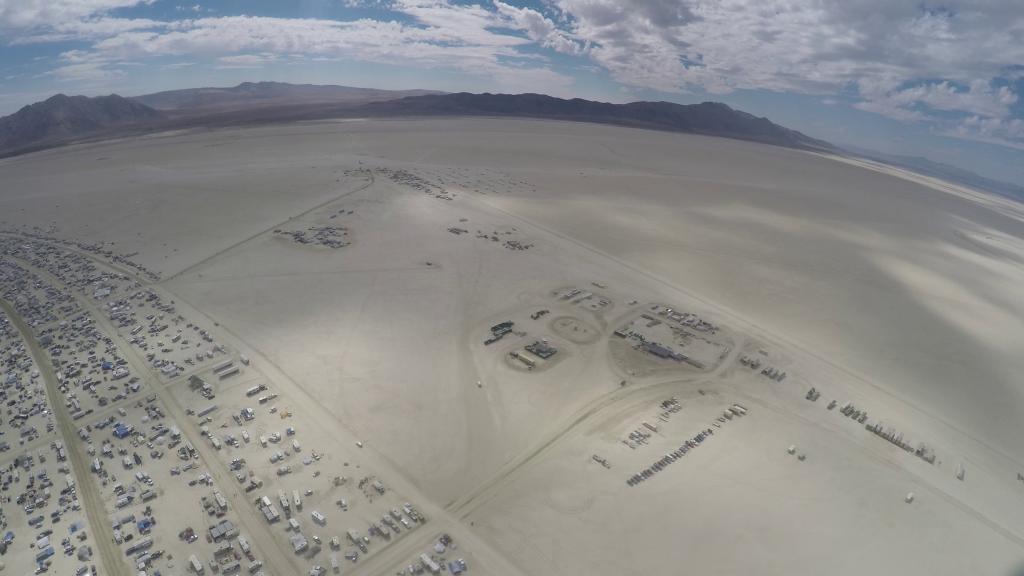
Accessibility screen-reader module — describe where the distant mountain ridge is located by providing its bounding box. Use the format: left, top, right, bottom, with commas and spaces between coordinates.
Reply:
1, 85, 1019, 202
0, 93, 161, 153
133, 81, 443, 113
359, 92, 834, 150
842, 145, 1024, 202
0, 82, 438, 155
0, 84, 837, 157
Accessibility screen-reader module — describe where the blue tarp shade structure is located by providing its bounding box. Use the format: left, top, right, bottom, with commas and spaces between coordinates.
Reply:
113, 423, 132, 439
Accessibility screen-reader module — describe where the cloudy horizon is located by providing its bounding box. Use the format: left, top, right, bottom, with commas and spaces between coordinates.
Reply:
1, 0, 1022, 183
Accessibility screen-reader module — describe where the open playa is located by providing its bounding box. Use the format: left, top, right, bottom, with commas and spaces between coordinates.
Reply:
1, 117, 1022, 575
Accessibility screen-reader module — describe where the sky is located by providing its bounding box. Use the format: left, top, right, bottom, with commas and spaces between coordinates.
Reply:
1, 0, 1023, 184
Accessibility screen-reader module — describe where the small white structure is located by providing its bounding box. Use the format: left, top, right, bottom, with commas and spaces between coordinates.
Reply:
420, 553, 441, 574
905, 492, 915, 503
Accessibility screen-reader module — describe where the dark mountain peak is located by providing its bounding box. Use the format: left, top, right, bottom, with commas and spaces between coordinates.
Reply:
361, 92, 833, 151
32, 93, 154, 113
0, 93, 162, 153
238, 81, 285, 87
131, 81, 445, 112
1, 85, 832, 158
235, 81, 287, 91
843, 144, 1024, 202
697, 101, 733, 110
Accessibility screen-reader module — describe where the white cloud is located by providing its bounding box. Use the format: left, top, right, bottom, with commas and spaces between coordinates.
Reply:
4, 0, 1023, 152
549, 0, 701, 93
542, 0, 1024, 147
562, 0, 1024, 98
218, 53, 277, 65
50, 60, 125, 81
30, 2, 577, 93
10, 16, 166, 43
90, 14, 523, 66
852, 99, 925, 122
914, 81, 1017, 118
0, 0, 152, 29
493, 1, 581, 55
947, 115, 1024, 150
216, 53, 279, 69
43, 48, 122, 82
855, 79, 1018, 123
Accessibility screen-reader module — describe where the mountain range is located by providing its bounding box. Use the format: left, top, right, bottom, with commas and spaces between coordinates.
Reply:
0, 94, 162, 154
0, 82, 1018, 201
359, 92, 832, 150
133, 81, 442, 115
842, 145, 1024, 202
0, 82, 834, 156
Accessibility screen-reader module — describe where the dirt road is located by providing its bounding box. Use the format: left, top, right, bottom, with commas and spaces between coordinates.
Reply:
1, 299, 131, 576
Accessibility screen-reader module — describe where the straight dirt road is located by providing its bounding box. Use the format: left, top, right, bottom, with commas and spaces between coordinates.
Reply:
1, 299, 131, 576
3, 256, 303, 576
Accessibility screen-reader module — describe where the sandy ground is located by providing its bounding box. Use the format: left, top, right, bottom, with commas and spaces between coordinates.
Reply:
0, 118, 1022, 575
467, 384, 1024, 576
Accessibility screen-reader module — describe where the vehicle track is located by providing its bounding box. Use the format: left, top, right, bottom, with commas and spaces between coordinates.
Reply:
461, 188, 1024, 483
163, 172, 375, 283
445, 366, 732, 517
464, 189, 1024, 470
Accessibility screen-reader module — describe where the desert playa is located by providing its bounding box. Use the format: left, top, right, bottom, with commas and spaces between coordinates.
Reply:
1, 117, 1022, 575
